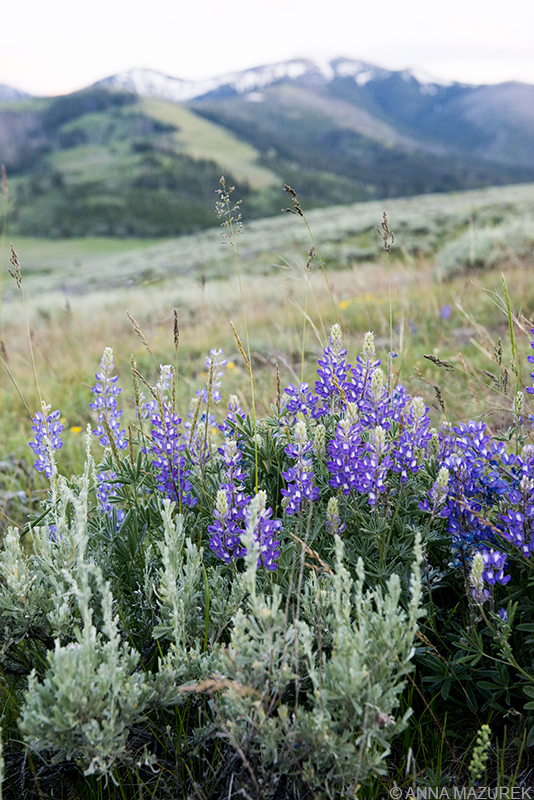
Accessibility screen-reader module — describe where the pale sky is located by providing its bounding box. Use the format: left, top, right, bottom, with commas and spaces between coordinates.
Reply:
2, 0, 534, 96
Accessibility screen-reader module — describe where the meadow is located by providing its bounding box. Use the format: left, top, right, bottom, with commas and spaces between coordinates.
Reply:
1, 180, 534, 798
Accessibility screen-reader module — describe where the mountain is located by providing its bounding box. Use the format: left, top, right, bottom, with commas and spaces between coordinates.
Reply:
94, 61, 319, 104
100, 59, 534, 167
1, 59, 534, 238
0, 83, 29, 101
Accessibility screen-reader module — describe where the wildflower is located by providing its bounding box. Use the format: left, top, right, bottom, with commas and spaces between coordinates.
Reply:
469, 552, 488, 605
139, 364, 173, 419
149, 405, 196, 507
315, 323, 351, 412
282, 416, 319, 515
242, 490, 281, 571
284, 382, 319, 419
419, 466, 450, 514
326, 496, 346, 536
209, 437, 250, 563
90, 348, 127, 451
208, 488, 245, 564
480, 548, 510, 586
327, 416, 364, 496
29, 402, 64, 478
199, 348, 227, 405
95, 470, 126, 527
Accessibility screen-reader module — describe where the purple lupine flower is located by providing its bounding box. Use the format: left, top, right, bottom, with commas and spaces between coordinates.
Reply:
525, 328, 534, 411
209, 437, 251, 563
392, 396, 432, 482
95, 470, 126, 527
198, 348, 227, 405
480, 547, 511, 586
315, 323, 351, 413
90, 347, 127, 450
284, 382, 320, 419
219, 394, 245, 436
343, 424, 392, 506
240, 490, 281, 571
327, 416, 365, 496
344, 331, 380, 406
29, 402, 64, 478
281, 417, 319, 515
208, 487, 247, 563
246, 500, 281, 571
149, 405, 196, 507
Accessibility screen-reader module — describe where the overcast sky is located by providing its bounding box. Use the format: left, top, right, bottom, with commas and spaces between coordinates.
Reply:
2, 0, 533, 96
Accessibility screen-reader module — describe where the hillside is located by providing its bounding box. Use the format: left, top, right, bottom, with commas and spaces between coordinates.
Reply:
4, 182, 534, 302
0, 87, 283, 237
2, 59, 534, 237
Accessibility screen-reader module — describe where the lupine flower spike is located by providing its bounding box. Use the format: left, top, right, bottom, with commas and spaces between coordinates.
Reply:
29, 402, 64, 478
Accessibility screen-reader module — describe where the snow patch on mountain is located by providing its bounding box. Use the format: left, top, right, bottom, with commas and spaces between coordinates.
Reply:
94, 58, 468, 104
95, 60, 318, 103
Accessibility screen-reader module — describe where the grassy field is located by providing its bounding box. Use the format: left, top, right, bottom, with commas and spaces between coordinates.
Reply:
2, 181, 534, 797
1, 181, 534, 485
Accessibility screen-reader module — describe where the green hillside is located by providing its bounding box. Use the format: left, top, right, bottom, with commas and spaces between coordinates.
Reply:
1, 88, 281, 237
4, 182, 534, 302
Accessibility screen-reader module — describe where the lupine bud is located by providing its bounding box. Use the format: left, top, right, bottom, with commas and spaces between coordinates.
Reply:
513, 390, 524, 425
430, 466, 449, 506
410, 396, 426, 424
329, 323, 344, 356
469, 552, 488, 606
294, 417, 308, 445
428, 428, 440, 458
326, 496, 346, 536
345, 402, 359, 427
468, 724, 491, 784
313, 423, 326, 457
372, 425, 387, 455
362, 331, 375, 361
370, 368, 385, 396
215, 489, 229, 519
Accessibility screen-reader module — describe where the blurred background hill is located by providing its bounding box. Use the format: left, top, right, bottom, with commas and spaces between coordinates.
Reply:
1, 58, 534, 238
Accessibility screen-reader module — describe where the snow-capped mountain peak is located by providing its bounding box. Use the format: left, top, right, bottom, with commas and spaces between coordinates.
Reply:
94, 60, 322, 103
